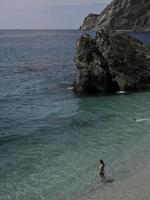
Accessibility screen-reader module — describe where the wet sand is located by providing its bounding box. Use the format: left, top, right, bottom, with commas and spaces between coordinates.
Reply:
79, 160, 150, 200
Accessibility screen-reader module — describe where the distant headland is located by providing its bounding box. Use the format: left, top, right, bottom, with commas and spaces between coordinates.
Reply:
80, 0, 150, 31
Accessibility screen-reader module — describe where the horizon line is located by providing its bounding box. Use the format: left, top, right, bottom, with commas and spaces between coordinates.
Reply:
0, 28, 80, 30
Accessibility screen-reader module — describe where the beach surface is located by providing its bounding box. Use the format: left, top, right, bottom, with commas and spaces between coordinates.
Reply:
79, 159, 150, 200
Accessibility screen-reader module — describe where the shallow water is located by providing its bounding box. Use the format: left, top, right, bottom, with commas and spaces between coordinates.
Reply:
0, 30, 150, 200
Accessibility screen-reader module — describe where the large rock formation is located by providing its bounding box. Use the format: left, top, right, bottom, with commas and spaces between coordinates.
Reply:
80, 0, 150, 31
73, 29, 150, 94
79, 14, 99, 30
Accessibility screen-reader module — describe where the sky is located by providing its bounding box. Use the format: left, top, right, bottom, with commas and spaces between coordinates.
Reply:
0, 0, 111, 29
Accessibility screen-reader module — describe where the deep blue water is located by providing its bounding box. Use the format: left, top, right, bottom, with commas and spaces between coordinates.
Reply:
0, 30, 150, 200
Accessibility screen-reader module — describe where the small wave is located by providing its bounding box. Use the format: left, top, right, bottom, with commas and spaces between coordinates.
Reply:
116, 91, 127, 94
67, 86, 73, 90
135, 118, 149, 122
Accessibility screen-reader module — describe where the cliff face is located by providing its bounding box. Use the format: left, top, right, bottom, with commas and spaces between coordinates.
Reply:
80, 14, 99, 30
80, 0, 150, 31
74, 29, 150, 94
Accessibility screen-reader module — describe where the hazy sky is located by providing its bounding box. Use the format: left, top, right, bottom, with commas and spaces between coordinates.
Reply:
0, 0, 111, 29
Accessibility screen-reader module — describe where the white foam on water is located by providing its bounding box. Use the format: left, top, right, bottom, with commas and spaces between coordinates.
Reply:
136, 118, 149, 122
68, 86, 73, 90
116, 91, 127, 94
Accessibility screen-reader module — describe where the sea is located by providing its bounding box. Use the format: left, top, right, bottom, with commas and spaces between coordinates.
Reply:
0, 30, 150, 200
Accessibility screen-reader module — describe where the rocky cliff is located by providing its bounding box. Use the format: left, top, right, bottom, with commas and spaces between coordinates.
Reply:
73, 29, 150, 94
80, 0, 150, 31
79, 14, 99, 30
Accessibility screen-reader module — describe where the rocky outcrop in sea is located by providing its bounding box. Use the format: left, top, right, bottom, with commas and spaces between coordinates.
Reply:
80, 0, 150, 31
73, 29, 150, 94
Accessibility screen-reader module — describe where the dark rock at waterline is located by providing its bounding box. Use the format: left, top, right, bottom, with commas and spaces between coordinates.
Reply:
80, 0, 150, 31
74, 34, 113, 94
74, 29, 150, 94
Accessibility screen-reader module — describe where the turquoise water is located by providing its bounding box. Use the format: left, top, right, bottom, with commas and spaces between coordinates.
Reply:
0, 30, 150, 200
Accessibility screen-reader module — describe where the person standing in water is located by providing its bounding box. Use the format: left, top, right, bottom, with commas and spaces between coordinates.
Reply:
99, 159, 105, 182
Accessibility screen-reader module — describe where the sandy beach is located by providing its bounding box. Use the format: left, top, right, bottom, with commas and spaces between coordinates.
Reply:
79, 159, 150, 200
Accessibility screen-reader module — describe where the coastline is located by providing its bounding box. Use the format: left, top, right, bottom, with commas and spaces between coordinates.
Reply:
79, 159, 150, 200
1, 29, 150, 200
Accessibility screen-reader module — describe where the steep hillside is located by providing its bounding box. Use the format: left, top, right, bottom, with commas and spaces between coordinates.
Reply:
80, 0, 150, 31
